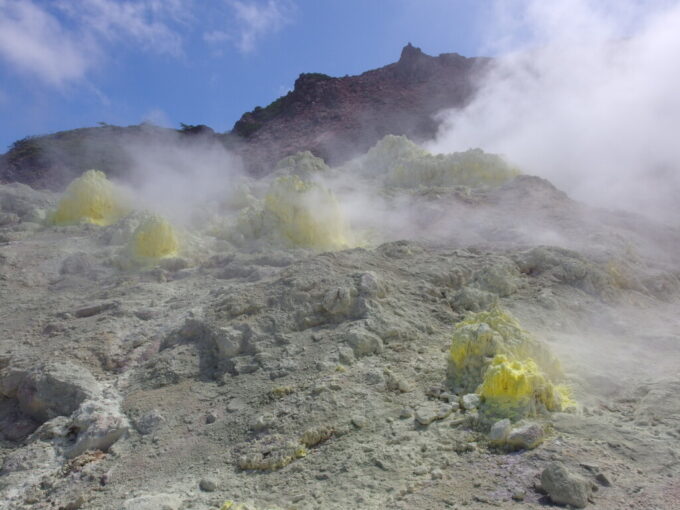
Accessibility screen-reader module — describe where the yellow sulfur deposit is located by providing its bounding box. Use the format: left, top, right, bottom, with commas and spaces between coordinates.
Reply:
131, 213, 179, 259
449, 307, 562, 389
263, 175, 350, 250
238, 441, 307, 471
52, 170, 129, 226
478, 355, 571, 419
448, 306, 571, 420
360, 135, 519, 189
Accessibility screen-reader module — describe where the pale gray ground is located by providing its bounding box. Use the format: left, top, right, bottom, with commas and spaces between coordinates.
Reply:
1, 177, 679, 510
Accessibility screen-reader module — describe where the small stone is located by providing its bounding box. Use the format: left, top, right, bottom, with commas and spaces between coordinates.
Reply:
122, 493, 182, 509
359, 272, 384, 297
199, 478, 217, 492
511, 491, 525, 501
399, 408, 412, 419
338, 346, 355, 365
431, 469, 444, 480
595, 472, 612, 487
251, 413, 274, 432
415, 404, 438, 426
226, 397, 246, 413
461, 393, 480, 410
63, 494, 86, 509
488, 419, 511, 445
506, 422, 545, 450
541, 462, 592, 508
351, 415, 367, 429
205, 411, 218, 424
134, 410, 165, 435
413, 465, 429, 475
344, 328, 383, 357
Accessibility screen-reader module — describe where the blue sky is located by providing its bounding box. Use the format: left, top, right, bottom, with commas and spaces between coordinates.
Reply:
0, 0, 494, 150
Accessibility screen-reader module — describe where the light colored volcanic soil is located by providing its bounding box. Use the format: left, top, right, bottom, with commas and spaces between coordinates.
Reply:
1, 178, 680, 510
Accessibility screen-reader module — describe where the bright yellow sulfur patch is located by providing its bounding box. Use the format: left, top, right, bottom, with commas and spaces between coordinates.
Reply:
263, 175, 350, 250
360, 135, 520, 188
449, 306, 572, 420
52, 170, 129, 226
478, 355, 571, 419
449, 307, 562, 389
131, 213, 179, 259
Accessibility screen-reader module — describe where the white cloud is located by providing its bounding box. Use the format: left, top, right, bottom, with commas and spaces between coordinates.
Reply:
0, 0, 191, 87
206, 0, 292, 54
55, 0, 188, 57
429, 0, 680, 223
0, 0, 90, 86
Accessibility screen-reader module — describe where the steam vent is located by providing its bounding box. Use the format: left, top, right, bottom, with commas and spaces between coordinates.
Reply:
1, 39, 680, 510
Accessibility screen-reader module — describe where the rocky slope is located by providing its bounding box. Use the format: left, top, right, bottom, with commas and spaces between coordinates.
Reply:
0, 44, 486, 190
1, 138, 679, 509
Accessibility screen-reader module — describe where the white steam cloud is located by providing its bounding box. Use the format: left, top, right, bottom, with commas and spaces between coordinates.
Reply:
428, 0, 680, 223
120, 134, 245, 225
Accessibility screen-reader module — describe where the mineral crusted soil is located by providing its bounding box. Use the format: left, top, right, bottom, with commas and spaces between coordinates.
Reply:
1, 160, 680, 510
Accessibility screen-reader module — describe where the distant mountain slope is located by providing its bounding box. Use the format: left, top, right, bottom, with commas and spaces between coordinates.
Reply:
0, 44, 488, 189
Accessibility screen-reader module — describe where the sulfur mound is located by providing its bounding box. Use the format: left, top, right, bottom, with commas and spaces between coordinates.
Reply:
275, 151, 329, 179
237, 175, 350, 250
51, 170, 129, 226
130, 213, 179, 259
237, 434, 307, 471
358, 135, 520, 189
448, 307, 571, 420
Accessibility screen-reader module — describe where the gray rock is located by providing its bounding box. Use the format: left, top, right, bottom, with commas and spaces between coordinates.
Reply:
322, 286, 354, 315
541, 462, 592, 508
415, 404, 438, 426
229, 355, 260, 375
338, 346, 355, 365
415, 403, 453, 425
213, 326, 245, 358
488, 419, 511, 444
506, 422, 545, 450
359, 272, 385, 297
0, 361, 101, 422
134, 410, 165, 435
64, 399, 129, 458
122, 493, 182, 510
461, 393, 480, 410
199, 478, 217, 492
344, 328, 383, 357
60, 253, 94, 275
595, 472, 612, 487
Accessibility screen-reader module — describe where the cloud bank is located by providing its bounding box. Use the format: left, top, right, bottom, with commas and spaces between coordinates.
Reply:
428, 0, 680, 223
